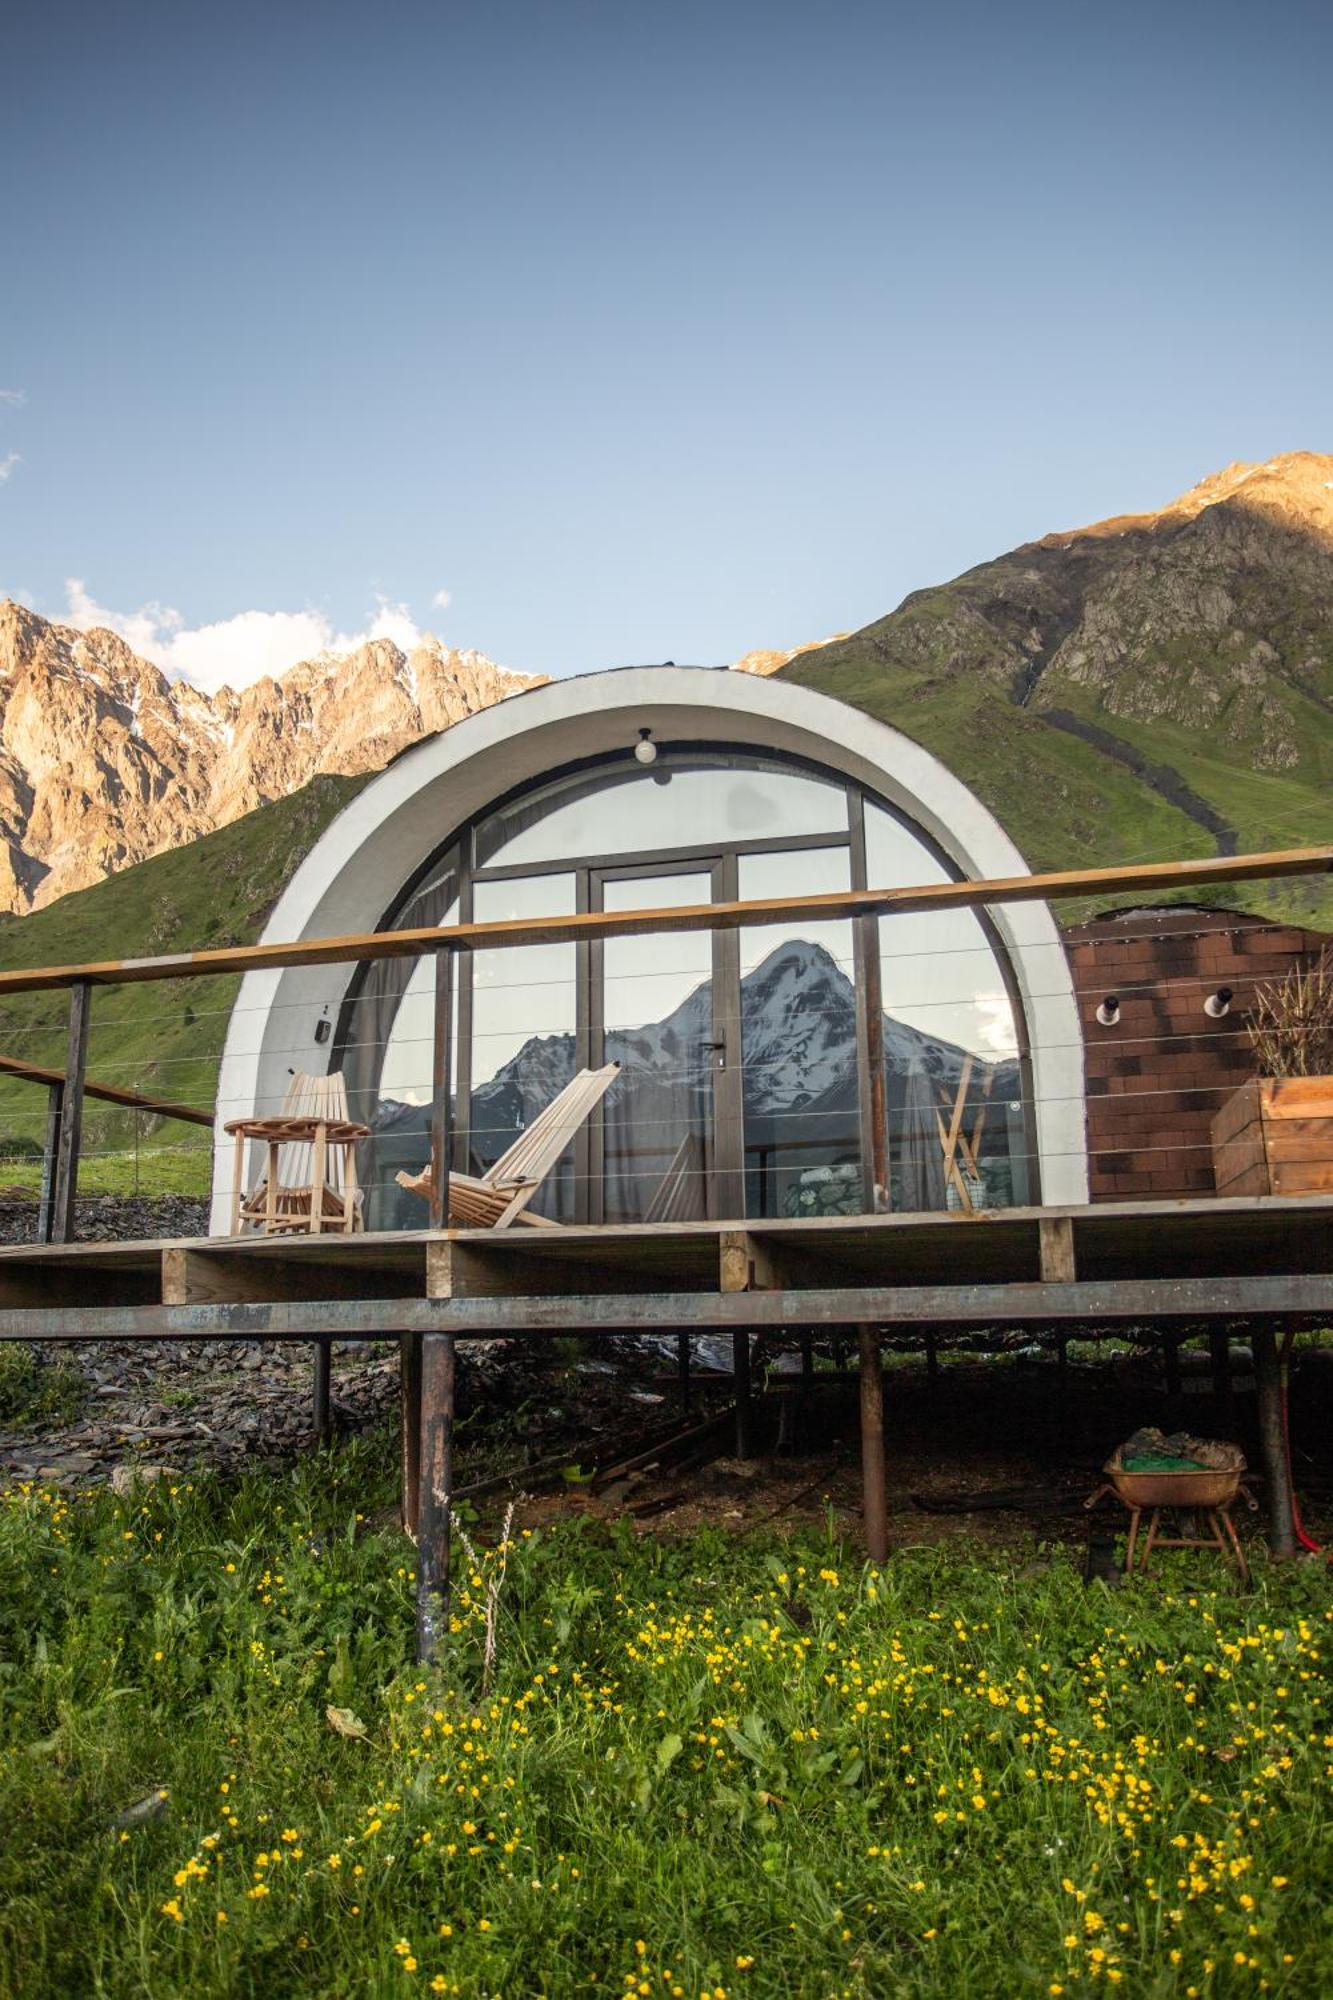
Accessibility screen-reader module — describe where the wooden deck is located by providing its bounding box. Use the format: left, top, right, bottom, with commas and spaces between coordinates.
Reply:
1, 1194, 1330, 1340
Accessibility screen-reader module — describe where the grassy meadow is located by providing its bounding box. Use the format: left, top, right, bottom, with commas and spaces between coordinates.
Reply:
1, 1433, 1330, 1999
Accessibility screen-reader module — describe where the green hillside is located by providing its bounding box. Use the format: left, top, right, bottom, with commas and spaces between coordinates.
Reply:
0, 774, 365, 1192
781, 463, 1333, 929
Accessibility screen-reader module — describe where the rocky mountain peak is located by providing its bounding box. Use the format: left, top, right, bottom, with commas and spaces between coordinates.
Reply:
0, 601, 545, 913
1033, 450, 1333, 552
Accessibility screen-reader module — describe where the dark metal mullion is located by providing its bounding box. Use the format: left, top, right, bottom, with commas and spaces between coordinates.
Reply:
849, 791, 888, 1215
428, 949, 454, 1231
576, 867, 599, 1225
712, 852, 745, 1221
472, 828, 850, 885
453, 857, 475, 1175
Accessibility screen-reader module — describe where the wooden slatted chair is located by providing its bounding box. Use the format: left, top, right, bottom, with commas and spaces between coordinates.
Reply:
229, 1070, 367, 1235
396, 1061, 620, 1228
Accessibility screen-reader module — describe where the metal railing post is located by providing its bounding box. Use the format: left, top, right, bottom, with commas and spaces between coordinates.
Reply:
51, 980, 91, 1243
37, 1078, 64, 1244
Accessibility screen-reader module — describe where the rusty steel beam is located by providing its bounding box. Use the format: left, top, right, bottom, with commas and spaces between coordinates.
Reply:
1, 1273, 1332, 1342
0, 845, 1326, 994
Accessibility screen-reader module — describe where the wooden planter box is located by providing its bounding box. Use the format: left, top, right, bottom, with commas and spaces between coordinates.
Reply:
1211, 1076, 1333, 1197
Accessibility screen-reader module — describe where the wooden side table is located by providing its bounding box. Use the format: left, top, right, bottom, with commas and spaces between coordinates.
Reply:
224, 1114, 370, 1235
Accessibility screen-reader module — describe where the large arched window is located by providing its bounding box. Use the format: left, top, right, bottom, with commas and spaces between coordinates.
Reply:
337, 746, 1033, 1229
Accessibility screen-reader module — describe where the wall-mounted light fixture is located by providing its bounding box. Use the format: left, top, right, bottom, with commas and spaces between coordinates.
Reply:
634, 727, 657, 765
1204, 987, 1233, 1020
1095, 995, 1120, 1028
314, 1013, 332, 1045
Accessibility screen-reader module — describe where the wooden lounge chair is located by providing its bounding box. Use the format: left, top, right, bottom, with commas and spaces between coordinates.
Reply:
396, 1061, 620, 1228
227, 1070, 368, 1236
643, 1129, 706, 1223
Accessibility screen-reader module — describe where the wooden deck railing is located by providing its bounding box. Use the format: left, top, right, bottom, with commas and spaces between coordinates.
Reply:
4, 842, 1329, 1242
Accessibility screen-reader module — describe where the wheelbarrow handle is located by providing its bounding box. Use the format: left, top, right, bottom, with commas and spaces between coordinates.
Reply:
1083, 1482, 1115, 1511
1237, 1478, 1260, 1512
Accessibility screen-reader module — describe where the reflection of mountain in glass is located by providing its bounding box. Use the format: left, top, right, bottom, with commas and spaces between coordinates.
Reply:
370, 939, 1022, 1224
474, 938, 1014, 1116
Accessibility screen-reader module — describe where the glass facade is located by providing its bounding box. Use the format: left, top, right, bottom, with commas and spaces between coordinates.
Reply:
338, 750, 1034, 1225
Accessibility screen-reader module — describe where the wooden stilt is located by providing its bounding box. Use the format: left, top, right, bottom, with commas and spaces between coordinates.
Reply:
415, 1329, 456, 1664
1163, 1338, 1182, 1398
858, 1325, 888, 1565
925, 1332, 939, 1389
400, 1332, 423, 1533
51, 981, 91, 1244
313, 1336, 332, 1445
732, 1329, 754, 1459
1252, 1327, 1296, 1559
677, 1328, 691, 1414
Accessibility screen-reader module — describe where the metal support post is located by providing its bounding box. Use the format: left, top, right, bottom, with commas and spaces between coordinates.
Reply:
415, 1329, 456, 1664
51, 980, 91, 1243
858, 1324, 888, 1564
428, 950, 454, 1232
1252, 1327, 1296, 1559
732, 1328, 754, 1458
400, 1332, 423, 1533
313, 1336, 332, 1446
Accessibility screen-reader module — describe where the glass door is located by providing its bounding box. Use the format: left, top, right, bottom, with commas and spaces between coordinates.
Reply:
592, 865, 724, 1223
735, 846, 862, 1219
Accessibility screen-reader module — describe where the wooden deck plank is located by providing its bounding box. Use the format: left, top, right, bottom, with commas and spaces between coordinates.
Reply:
0, 1197, 1327, 1311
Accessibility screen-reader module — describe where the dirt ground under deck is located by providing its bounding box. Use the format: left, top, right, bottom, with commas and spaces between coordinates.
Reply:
507, 1338, 1333, 1563
7, 1332, 1331, 1565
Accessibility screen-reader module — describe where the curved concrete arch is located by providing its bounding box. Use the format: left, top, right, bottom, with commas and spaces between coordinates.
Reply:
212, 667, 1088, 1223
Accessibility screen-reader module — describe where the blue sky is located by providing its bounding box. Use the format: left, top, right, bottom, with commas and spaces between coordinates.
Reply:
2, 0, 1331, 689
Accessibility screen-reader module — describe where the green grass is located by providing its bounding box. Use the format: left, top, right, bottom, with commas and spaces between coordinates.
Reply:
2, 1440, 1330, 1997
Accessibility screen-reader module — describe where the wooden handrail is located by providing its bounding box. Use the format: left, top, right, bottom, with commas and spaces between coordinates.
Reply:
0, 844, 1328, 996
0, 1052, 214, 1127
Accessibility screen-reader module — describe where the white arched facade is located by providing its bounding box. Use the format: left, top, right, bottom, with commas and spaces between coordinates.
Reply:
212, 667, 1088, 1227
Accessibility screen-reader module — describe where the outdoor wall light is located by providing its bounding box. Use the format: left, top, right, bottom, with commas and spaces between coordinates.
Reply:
1095, 995, 1121, 1028
1204, 987, 1234, 1019
634, 727, 658, 765
314, 1015, 332, 1045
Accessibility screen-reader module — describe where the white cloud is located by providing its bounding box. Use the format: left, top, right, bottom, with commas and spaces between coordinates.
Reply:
0, 389, 25, 409
59, 580, 436, 695
0, 453, 21, 484
431, 588, 452, 611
